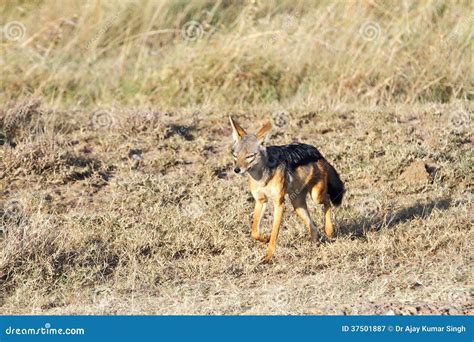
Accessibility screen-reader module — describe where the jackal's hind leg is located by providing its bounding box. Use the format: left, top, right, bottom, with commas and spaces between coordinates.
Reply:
310, 181, 334, 239
323, 201, 334, 239
291, 194, 320, 242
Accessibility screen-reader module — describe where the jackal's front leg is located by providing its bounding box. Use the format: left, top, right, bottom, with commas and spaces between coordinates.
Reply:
263, 197, 285, 262
251, 197, 269, 243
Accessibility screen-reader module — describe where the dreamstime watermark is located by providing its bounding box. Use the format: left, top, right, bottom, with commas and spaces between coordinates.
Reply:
181, 198, 205, 220
272, 110, 291, 128
171, 281, 242, 312
427, 109, 471, 153
464, 191, 474, 207
181, 20, 205, 42
0, 21, 26, 42
441, 13, 473, 49
261, 284, 337, 311
448, 109, 471, 133
354, 192, 382, 220
430, 134, 450, 153
434, 289, 471, 304
83, 14, 120, 52
177, 125, 190, 138
1, 199, 24, 233
127, 109, 161, 129
359, 21, 381, 41
3, 199, 23, 217
92, 288, 114, 311
165, 123, 194, 141
262, 14, 298, 49
181, 10, 215, 43
5, 323, 85, 336
91, 110, 115, 130
174, 283, 201, 308
265, 286, 291, 308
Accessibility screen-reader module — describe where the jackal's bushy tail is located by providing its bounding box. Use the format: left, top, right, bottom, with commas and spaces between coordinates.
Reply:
327, 162, 345, 206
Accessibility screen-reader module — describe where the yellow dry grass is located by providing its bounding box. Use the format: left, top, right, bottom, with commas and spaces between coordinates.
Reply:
1, 0, 472, 108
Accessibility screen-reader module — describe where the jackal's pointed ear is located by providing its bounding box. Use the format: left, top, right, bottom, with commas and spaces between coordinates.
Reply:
229, 116, 247, 141
256, 120, 272, 143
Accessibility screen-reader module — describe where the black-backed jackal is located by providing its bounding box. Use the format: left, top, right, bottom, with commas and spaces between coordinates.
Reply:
229, 117, 345, 262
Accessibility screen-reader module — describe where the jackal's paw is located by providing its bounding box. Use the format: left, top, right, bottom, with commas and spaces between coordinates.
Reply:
318, 234, 335, 244
310, 231, 321, 244
252, 234, 270, 243
260, 254, 274, 264
323, 235, 336, 243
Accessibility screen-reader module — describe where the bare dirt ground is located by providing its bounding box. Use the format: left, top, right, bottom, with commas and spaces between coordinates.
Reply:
0, 100, 472, 315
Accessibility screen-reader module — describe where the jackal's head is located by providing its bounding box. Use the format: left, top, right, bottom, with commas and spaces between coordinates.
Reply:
229, 116, 272, 175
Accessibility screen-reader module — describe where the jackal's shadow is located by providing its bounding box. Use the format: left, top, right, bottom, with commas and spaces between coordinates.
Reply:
338, 198, 453, 239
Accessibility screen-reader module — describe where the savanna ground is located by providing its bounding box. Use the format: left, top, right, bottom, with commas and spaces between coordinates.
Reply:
0, 1, 473, 315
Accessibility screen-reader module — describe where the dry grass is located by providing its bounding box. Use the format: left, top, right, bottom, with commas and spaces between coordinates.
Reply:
0, 0, 473, 315
0, 0, 472, 108
1, 100, 472, 314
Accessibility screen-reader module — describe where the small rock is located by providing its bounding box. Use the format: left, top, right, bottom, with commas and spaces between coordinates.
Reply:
128, 148, 143, 160
410, 281, 423, 289
384, 309, 396, 315
425, 162, 440, 176
333, 310, 347, 315
404, 306, 418, 315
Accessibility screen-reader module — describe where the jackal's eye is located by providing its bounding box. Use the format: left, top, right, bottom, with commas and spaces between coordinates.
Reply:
246, 153, 256, 161
231, 151, 237, 159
